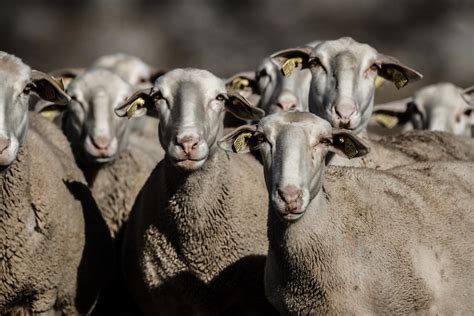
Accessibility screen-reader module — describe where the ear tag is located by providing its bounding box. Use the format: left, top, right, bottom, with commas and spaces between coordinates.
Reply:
62, 77, 73, 89
388, 68, 408, 89
126, 97, 145, 119
374, 113, 399, 129
281, 57, 303, 77
231, 78, 249, 91
375, 76, 385, 89
52, 76, 65, 90
338, 136, 358, 159
233, 132, 253, 153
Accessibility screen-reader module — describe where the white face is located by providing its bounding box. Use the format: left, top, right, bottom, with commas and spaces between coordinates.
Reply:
65, 69, 133, 165
153, 69, 228, 171
307, 39, 379, 133
257, 58, 311, 114
0, 54, 32, 167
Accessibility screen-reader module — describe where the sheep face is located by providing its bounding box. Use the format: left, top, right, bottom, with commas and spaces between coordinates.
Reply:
256, 57, 311, 115
219, 112, 368, 222
115, 68, 264, 172
0, 52, 69, 167
271, 37, 422, 134
65, 69, 133, 166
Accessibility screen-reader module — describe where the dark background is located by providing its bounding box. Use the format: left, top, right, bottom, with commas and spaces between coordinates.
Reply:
1, 0, 473, 101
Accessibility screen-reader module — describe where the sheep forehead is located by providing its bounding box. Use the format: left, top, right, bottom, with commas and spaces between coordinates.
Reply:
0, 52, 31, 94
156, 68, 226, 98
261, 112, 332, 141
69, 68, 132, 99
315, 37, 377, 64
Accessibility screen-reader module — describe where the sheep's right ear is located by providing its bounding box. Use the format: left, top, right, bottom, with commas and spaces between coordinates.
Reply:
372, 98, 425, 129
226, 71, 260, 106
270, 47, 313, 77
218, 124, 258, 154
114, 88, 157, 119
225, 91, 265, 121
28, 70, 71, 105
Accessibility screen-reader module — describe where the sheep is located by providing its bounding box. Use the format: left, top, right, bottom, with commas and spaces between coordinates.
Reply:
368, 82, 474, 137
115, 68, 277, 315
220, 111, 474, 315
270, 37, 423, 134
59, 67, 164, 238
0, 51, 112, 315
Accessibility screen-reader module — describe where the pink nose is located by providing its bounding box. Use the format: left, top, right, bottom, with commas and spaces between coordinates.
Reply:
277, 96, 298, 112
278, 185, 303, 213
177, 135, 201, 155
0, 137, 11, 153
92, 136, 111, 149
335, 103, 356, 126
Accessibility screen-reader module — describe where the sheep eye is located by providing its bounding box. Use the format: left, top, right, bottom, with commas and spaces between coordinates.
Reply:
369, 64, 379, 72
216, 94, 226, 102
23, 85, 32, 95
310, 58, 326, 73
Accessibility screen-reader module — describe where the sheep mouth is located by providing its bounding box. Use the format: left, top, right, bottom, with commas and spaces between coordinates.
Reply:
172, 156, 208, 170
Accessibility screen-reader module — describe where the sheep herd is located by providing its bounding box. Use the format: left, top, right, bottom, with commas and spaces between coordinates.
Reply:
1, 36, 473, 315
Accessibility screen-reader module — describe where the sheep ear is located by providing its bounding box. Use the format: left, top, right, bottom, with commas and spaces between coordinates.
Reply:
114, 88, 157, 119
28, 70, 71, 105
372, 98, 425, 129
376, 54, 422, 89
461, 86, 474, 105
330, 129, 370, 159
218, 124, 258, 153
270, 47, 313, 77
226, 71, 260, 106
225, 91, 265, 121
49, 67, 83, 90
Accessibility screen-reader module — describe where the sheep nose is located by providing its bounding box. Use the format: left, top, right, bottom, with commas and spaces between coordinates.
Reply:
277, 94, 298, 112
0, 137, 11, 154
91, 135, 111, 150
176, 135, 201, 155
278, 185, 303, 213
335, 103, 356, 127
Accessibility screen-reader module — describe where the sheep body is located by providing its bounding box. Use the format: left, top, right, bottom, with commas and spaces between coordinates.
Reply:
123, 149, 273, 315
0, 113, 112, 315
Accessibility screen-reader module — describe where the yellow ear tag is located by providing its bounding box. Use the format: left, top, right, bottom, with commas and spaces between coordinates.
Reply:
375, 76, 385, 89
387, 68, 408, 89
233, 132, 253, 153
338, 136, 358, 159
374, 113, 399, 129
281, 57, 303, 77
62, 77, 73, 89
52, 76, 65, 90
231, 78, 249, 91
126, 97, 145, 119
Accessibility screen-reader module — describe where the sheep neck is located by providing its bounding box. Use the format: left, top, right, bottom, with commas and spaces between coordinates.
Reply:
267, 187, 341, 313
159, 150, 240, 278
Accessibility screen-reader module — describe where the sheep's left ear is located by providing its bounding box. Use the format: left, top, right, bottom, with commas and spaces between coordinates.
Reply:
218, 124, 258, 154
224, 91, 265, 121
114, 88, 157, 119
28, 70, 71, 105
376, 54, 422, 89
329, 129, 370, 159
226, 71, 260, 106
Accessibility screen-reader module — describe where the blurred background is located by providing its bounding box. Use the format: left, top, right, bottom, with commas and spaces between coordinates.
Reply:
1, 0, 473, 101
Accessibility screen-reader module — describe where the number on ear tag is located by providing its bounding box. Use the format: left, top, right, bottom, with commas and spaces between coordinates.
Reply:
281, 57, 303, 77
338, 136, 358, 159
388, 68, 408, 89
233, 132, 253, 153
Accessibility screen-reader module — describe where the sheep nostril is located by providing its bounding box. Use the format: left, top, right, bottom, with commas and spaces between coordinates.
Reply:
177, 135, 201, 155
91, 136, 111, 150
